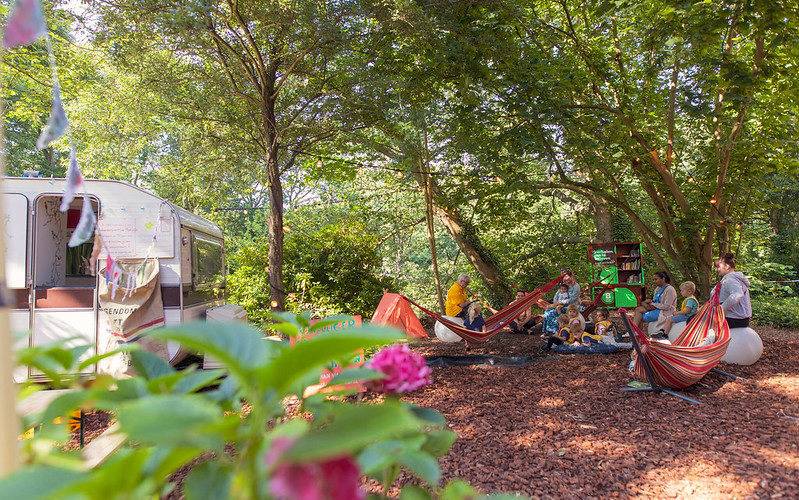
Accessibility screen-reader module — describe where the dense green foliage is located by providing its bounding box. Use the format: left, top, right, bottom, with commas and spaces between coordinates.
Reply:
228, 222, 394, 322
3, 0, 799, 315
751, 296, 799, 328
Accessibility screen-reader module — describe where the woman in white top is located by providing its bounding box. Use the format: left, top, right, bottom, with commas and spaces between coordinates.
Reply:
631, 271, 677, 334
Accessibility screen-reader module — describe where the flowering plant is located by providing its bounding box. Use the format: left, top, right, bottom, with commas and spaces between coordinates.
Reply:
2, 312, 523, 499
366, 344, 432, 395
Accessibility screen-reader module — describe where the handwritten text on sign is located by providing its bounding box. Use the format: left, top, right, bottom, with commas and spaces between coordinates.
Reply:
291, 316, 363, 397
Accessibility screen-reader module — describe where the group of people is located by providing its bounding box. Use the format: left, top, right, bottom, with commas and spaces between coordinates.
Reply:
630, 252, 751, 335
444, 252, 752, 342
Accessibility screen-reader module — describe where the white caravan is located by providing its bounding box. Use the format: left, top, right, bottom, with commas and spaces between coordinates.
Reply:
3, 177, 234, 381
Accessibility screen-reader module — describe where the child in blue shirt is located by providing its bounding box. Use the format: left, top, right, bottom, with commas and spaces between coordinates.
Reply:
541, 314, 571, 350
662, 281, 699, 335
463, 302, 486, 332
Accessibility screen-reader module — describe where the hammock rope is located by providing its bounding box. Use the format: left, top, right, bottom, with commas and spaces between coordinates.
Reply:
403, 275, 564, 343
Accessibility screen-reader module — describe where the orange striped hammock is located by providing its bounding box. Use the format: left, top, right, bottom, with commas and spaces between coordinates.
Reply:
402, 275, 564, 344
624, 296, 731, 389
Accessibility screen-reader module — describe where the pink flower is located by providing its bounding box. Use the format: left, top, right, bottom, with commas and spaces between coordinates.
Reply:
266, 439, 365, 500
366, 344, 432, 394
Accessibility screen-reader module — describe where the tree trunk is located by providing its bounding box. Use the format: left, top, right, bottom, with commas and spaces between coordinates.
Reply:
589, 196, 613, 242
421, 150, 445, 313
265, 104, 285, 311
411, 172, 511, 304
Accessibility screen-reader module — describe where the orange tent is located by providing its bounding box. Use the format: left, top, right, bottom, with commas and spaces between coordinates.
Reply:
371, 293, 428, 338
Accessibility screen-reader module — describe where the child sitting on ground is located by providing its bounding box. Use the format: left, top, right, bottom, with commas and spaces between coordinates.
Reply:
566, 304, 585, 343
594, 309, 623, 343
660, 281, 699, 337
463, 302, 486, 332
541, 313, 572, 350
580, 311, 605, 345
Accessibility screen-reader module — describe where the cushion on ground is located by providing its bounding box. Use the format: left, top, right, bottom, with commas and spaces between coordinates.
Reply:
553, 343, 621, 354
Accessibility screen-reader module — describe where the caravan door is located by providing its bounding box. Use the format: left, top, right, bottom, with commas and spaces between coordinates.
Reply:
30, 194, 99, 377
5, 193, 32, 381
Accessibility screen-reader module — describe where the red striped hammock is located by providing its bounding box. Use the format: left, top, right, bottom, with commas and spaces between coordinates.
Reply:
626, 293, 730, 389
403, 275, 564, 343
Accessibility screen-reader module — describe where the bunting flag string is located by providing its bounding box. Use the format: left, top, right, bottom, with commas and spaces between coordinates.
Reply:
4, 0, 97, 247
60, 140, 84, 211
35, 81, 68, 149
2, 0, 46, 49
6, 0, 163, 301
68, 193, 96, 248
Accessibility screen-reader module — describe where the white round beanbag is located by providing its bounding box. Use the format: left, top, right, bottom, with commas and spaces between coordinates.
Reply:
721, 327, 763, 365
435, 316, 464, 343
668, 322, 686, 343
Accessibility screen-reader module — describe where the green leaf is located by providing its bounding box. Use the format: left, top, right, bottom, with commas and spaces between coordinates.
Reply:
358, 440, 408, 475
173, 369, 226, 394
265, 322, 301, 338
67, 345, 93, 367
408, 405, 446, 426
150, 322, 277, 384
326, 367, 386, 386
144, 447, 204, 484
665, 36, 683, 48
184, 461, 232, 500
130, 350, 174, 380
205, 375, 241, 407
398, 451, 440, 486
399, 484, 432, 500
42, 390, 93, 425
259, 326, 401, 392
147, 368, 197, 394
71, 448, 150, 496
307, 314, 355, 334
116, 394, 223, 447
422, 430, 457, 457
0, 466, 84, 500
78, 344, 140, 370
440, 479, 477, 500
285, 400, 421, 461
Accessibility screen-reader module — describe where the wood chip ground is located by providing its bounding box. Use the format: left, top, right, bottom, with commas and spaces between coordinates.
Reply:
72, 325, 798, 499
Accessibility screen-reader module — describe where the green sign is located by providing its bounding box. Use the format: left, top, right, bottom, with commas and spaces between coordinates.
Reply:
593, 248, 614, 262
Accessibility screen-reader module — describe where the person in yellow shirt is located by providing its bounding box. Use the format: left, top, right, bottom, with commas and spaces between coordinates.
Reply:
446, 273, 471, 318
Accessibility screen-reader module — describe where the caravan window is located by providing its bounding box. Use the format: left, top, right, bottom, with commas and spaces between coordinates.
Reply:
192, 233, 224, 290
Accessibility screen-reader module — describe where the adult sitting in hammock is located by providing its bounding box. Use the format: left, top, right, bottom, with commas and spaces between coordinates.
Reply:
631, 271, 676, 335
445, 273, 471, 319
541, 270, 582, 336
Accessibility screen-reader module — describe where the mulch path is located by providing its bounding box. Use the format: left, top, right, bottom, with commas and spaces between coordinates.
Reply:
71, 324, 798, 499
396, 324, 799, 499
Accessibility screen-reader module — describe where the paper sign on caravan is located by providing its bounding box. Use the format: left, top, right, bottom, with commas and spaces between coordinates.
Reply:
290, 316, 363, 397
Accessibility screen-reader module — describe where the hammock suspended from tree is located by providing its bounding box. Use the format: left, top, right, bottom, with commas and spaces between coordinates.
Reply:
527, 277, 613, 319
402, 275, 564, 343
623, 290, 730, 389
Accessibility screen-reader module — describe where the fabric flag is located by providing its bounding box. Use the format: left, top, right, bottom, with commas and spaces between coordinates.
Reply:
36, 82, 69, 149
60, 140, 84, 211
3, 0, 46, 49
68, 195, 96, 248
105, 254, 123, 299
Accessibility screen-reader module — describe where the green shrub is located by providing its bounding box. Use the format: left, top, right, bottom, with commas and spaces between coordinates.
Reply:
228, 223, 394, 325
2, 314, 517, 499
751, 295, 799, 328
